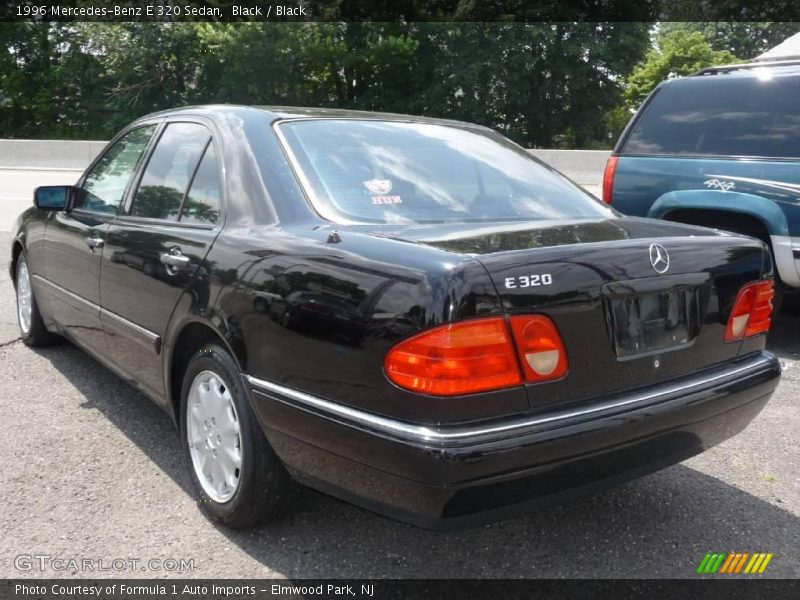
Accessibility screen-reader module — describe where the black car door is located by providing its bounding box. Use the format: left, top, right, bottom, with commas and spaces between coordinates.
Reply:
99, 120, 224, 404
43, 125, 157, 354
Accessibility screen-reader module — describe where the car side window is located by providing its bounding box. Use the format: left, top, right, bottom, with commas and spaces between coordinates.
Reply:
180, 143, 222, 225
129, 123, 211, 220
79, 125, 156, 214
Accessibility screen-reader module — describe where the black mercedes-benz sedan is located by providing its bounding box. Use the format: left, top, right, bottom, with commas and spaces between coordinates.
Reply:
10, 106, 781, 530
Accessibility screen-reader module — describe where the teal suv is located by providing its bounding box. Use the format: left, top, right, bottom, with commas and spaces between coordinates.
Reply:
604, 60, 800, 305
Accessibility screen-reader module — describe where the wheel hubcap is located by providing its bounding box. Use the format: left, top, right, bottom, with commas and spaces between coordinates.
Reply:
16, 260, 32, 335
186, 370, 242, 503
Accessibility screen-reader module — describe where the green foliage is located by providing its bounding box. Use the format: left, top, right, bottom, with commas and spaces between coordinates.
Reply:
3, 21, 793, 147
661, 22, 799, 59
604, 105, 635, 145
0, 20, 798, 148
0, 23, 107, 138
0, 21, 649, 148
624, 28, 741, 109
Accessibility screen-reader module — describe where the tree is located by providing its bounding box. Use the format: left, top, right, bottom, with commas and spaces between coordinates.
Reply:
0, 21, 650, 147
624, 28, 740, 109
414, 22, 649, 147
661, 22, 799, 59
76, 23, 207, 133
0, 23, 107, 138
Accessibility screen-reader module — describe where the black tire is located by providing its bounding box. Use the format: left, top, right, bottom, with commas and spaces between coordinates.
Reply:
179, 343, 296, 528
15, 253, 60, 347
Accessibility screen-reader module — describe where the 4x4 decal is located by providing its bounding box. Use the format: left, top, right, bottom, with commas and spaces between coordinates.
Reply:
704, 178, 736, 192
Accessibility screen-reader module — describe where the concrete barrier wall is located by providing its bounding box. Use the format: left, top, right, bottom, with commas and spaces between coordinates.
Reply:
0, 139, 610, 185
0, 139, 109, 170
530, 149, 611, 185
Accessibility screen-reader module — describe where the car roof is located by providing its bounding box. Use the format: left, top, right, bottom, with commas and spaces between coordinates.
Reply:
655, 63, 800, 94
139, 104, 485, 130
690, 61, 800, 79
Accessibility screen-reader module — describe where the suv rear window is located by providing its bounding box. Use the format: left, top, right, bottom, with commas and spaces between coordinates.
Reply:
622, 74, 800, 159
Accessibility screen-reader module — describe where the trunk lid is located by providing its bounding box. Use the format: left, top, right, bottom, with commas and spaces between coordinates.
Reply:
370, 217, 769, 411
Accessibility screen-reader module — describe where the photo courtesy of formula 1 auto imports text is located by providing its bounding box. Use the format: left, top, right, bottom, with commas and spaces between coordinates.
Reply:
0, 0, 798, 598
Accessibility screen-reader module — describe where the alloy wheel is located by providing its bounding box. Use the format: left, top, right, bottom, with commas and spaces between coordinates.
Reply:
186, 370, 242, 503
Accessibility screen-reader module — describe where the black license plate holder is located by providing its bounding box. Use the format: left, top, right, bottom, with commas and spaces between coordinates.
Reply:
603, 274, 710, 359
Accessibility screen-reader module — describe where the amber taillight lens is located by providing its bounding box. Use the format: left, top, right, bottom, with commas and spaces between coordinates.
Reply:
384, 315, 569, 396
724, 280, 774, 343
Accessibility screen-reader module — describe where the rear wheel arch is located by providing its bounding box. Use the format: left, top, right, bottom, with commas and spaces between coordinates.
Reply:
663, 208, 777, 278
166, 320, 246, 425
662, 208, 771, 243
648, 190, 789, 237
662, 207, 800, 311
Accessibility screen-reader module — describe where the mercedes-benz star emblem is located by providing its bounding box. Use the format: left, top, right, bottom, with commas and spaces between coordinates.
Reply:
649, 243, 670, 274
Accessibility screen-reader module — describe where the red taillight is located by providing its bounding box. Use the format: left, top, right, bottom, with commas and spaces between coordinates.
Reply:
509, 315, 569, 383
384, 317, 521, 396
602, 156, 618, 204
384, 315, 568, 396
724, 280, 774, 343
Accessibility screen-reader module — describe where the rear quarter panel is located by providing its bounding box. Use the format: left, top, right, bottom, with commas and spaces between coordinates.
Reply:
204, 225, 531, 424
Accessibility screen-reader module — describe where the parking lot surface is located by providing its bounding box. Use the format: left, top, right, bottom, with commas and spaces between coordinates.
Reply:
0, 173, 798, 579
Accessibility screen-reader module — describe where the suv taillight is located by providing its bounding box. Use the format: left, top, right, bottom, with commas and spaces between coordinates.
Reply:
384, 316, 568, 396
602, 156, 618, 204
724, 280, 774, 343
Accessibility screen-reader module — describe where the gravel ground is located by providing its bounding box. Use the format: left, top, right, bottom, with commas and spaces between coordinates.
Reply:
0, 230, 798, 580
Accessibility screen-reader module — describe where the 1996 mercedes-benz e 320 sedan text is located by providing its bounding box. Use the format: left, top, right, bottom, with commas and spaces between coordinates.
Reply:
11, 106, 781, 529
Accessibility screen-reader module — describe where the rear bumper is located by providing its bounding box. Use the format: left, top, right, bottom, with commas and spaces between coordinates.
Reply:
770, 235, 800, 288
246, 351, 780, 530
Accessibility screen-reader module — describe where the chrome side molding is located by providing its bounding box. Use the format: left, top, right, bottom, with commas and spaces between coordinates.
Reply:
246, 352, 779, 447
32, 274, 161, 353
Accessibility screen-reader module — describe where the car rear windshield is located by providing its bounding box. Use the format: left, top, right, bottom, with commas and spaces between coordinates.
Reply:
622, 74, 800, 159
278, 119, 612, 224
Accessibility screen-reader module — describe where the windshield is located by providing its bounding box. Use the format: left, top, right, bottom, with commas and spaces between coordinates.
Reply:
278, 119, 613, 224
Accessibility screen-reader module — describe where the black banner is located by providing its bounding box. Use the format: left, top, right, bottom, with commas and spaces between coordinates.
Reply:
3, 580, 800, 600
3, 0, 800, 22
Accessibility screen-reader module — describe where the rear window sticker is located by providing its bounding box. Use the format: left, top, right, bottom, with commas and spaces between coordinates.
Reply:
363, 178, 393, 195
371, 195, 403, 205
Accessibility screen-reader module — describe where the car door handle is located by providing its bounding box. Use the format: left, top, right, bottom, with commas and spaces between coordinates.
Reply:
160, 250, 190, 268
85, 235, 104, 251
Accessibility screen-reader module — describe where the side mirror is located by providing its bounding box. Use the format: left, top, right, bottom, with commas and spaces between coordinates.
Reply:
34, 186, 75, 211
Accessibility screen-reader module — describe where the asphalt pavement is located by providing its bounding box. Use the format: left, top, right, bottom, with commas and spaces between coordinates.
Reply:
0, 171, 797, 580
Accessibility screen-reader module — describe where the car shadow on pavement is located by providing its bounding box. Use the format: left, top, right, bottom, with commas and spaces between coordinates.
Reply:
30, 313, 800, 579
767, 310, 800, 362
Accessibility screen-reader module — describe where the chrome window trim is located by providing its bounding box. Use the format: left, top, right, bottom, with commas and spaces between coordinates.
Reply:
246, 352, 778, 447
272, 119, 361, 225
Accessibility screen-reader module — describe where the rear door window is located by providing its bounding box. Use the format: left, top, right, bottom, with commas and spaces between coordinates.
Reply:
129, 123, 211, 220
180, 143, 222, 225
622, 75, 800, 159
